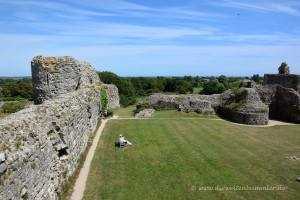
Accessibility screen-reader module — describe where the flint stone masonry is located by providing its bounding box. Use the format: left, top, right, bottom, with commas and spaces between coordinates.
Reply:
264, 74, 300, 93
32, 56, 100, 104
0, 56, 101, 199
256, 84, 300, 123
219, 88, 269, 125
144, 93, 220, 114
105, 84, 120, 109
135, 109, 155, 118
239, 79, 256, 88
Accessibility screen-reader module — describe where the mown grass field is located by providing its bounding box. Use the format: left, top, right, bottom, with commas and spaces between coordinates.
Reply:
83, 111, 300, 200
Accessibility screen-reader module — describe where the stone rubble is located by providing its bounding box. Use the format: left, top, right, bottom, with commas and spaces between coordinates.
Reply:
135, 109, 155, 118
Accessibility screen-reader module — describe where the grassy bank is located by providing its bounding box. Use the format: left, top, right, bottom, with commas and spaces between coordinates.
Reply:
83, 117, 300, 200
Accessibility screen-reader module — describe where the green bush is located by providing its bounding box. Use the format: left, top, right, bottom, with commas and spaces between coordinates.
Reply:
100, 86, 108, 112
0, 101, 27, 113
0, 96, 27, 102
231, 88, 242, 97
224, 100, 246, 111
106, 108, 114, 117
257, 108, 268, 113
135, 103, 151, 114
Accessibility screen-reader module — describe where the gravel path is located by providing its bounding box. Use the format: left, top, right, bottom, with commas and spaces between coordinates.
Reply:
71, 116, 118, 200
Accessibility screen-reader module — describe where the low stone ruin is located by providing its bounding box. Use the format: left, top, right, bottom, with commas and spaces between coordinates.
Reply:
256, 84, 300, 123
135, 109, 155, 118
218, 88, 269, 125
142, 65, 300, 125
143, 93, 220, 115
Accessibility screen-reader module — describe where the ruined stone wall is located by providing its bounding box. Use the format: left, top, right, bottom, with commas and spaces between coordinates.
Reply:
270, 86, 300, 123
143, 93, 220, 114
218, 88, 269, 125
264, 74, 300, 93
255, 84, 300, 123
0, 56, 101, 199
105, 84, 120, 109
31, 56, 100, 104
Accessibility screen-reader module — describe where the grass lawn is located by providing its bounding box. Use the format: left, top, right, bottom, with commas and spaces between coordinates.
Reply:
83, 116, 300, 199
152, 110, 219, 119
114, 105, 136, 118
114, 106, 219, 119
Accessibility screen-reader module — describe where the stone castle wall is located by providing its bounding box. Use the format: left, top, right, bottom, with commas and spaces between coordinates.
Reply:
144, 93, 220, 114
264, 74, 300, 93
256, 85, 300, 123
218, 88, 269, 125
0, 56, 102, 199
105, 84, 120, 109
31, 56, 100, 104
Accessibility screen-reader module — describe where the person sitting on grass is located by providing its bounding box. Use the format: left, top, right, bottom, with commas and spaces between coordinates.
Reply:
119, 134, 132, 146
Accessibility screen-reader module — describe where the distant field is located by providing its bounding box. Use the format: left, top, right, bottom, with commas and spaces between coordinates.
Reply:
193, 87, 202, 94
83, 112, 300, 200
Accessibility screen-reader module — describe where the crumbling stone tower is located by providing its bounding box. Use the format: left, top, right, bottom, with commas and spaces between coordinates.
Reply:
31, 56, 100, 104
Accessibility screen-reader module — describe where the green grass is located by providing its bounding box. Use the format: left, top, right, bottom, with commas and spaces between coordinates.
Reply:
114, 105, 219, 119
193, 87, 203, 94
152, 110, 219, 119
114, 105, 136, 118
83, 118, 300, 200
0, 113, 9, 120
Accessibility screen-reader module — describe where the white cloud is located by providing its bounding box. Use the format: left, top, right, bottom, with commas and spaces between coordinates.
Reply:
214, 0, 300, 15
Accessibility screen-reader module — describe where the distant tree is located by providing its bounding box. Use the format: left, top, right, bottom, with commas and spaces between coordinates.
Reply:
98, 71, 136, 107
175, 79, 193, 94
251, 74, 261, 84
98, 71, 121, 85
0, 78, 32, 100
218, 75, 229, 89
278, 62, 290, 74
201, 80, 226, 95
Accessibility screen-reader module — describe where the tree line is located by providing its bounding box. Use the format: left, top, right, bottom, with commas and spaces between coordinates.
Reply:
98, 72, 262, 107
0, 73, 262, 109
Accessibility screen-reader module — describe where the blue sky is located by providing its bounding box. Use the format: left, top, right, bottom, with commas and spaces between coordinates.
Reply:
0, 0, 300, 77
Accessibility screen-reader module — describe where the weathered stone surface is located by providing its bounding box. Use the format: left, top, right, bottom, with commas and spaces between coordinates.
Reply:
105, 84, 120, 109
269, 86, 300, 123
255, 84, 278, 106
0, 163, 7, 175
135, 109, 155, 118
239, 79, 256, 88
144, 93, 220, 114
0, 153, 5, 163
31, 56, 100, 104
0, 56, 101, 199
144, 93, 181, 110
263, 74, 300, 93
218, 88, 269, 125
255, 84, 300, 123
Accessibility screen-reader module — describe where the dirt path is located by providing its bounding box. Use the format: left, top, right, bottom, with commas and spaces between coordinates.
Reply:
71, 115, 118, 200
219, 119, 298, 127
